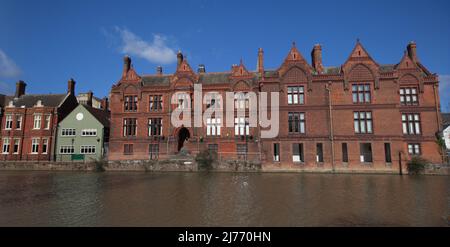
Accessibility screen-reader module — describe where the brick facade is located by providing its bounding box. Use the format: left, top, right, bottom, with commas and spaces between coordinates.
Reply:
108, 41, 443, 171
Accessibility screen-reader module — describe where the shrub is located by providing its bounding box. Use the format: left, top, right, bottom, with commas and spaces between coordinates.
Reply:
195, 149, 217, 171
407, 156, 429, 175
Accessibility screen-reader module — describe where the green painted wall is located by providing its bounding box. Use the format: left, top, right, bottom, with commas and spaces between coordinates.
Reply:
55, 105, 105, 162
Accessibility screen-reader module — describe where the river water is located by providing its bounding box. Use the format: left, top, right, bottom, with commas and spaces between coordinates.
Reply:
0, 171, 448, 226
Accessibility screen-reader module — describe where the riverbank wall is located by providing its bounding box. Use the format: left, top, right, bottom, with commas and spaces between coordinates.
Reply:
0, 160, 448, 175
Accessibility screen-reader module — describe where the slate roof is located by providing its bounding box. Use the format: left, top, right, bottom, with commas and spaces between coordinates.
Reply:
142, 75, 171, 86
198, 72, 231, 84
442, 113, 450, 128
7, 94, 67, 108
83, 105, 110, 128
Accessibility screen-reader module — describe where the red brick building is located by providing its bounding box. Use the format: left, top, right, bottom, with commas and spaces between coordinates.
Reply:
0, 79, 78, 161
108, 41, 442, 171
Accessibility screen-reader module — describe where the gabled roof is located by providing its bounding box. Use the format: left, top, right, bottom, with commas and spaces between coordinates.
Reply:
82, 104, 110, 128
8, 94, 67, 108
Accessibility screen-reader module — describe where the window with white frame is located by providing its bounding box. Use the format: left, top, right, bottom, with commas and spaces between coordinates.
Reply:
148, 118, 162, 136
80, 145, 96, 154
354, 111, 373, 134
13, 139, 20, 154
400, 88, 418, 105
234, 92, 249, 109
207, 118, 221, 136
31, 138, 39, 154
33, 115, 42, 129
5, 115, 12, 130
81, 129, 97, 136
44, 115, 51, 129
352, 84, 371, 103
408, 143, 421, 155
287, 86, 305, 105
59, 145, 74, 154
42, 139, 48, 154
234, 117, 249, 136
15, 115, 22, 130
402, 113, 421, 135
61, 128, 76, 136
2, 138, 10, 154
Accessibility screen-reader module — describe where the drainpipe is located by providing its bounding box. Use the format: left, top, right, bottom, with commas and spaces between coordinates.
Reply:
326, 81, 335, 172
433, 83, 444, 163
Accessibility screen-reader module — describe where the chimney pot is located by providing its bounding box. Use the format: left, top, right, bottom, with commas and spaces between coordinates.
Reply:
311, 44, 324, 74
197, 64, 206, 73
156, 66, 163, 75
407, 41, 418, 62
15, 80, 26, 98
177, 51, 183, 67
67, 78, 76, 95
257, 48, 264, 74
86, 91, 93, 107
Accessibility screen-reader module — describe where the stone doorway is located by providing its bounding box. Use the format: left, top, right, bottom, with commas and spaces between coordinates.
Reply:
177, 127, 190, 152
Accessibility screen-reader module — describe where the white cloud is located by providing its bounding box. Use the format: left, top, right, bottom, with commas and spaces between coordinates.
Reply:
0, 49, 21, 78
114, 27, 177, 65
439, 75, 450, 112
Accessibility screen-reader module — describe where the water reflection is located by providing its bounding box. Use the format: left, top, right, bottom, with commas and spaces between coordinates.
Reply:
0, 171, 448, 226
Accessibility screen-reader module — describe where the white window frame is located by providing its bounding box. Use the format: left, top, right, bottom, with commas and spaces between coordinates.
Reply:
2, 138, 10, 154
31, 138, 39, 154
234, 117, 249, 136
61, 128, 76, 136
80, 145, 96, 154
81, 129, 98, 137
206, 118, 221, 136
5, 115, 13, 130
15, 115, 22, 130
42, 139, 48, 154
13, 139, 20, 154
59, 145, 75, 154
44, 115, 51, 129
33, 114, 42, 129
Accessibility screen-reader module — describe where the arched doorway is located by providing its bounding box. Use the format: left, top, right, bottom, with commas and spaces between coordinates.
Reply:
177, 127, 190, 151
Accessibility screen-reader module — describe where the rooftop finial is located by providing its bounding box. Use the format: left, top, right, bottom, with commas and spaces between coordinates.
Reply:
292, 41, 296, 47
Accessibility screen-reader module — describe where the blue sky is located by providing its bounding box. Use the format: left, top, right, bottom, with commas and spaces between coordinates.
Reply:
0, 0, 449, 111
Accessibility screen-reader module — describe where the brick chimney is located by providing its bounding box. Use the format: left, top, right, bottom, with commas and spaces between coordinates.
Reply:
123, 55, 131, 78
101, 97, 109, 111
15, 80, 26, 98
197, 64, 206, 73
311, 44, 324, 74
177, 51, 183, 67
67, 78, 75, 95
257, 48, 264, 74
86, 91, 93, 107
156, 66, 163, 75
407, 41, 418, 62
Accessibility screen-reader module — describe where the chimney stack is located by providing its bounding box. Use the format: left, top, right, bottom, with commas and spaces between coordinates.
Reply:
156, 66, 163, 75
407, 41, 418, 62
311, 44, 324, 74
15, 80, 26, 98
123, 55, 131, 77
177, 51, 183, 67
67, 78, 75, 95
86, 91, 93, 107
257, 48, 264, 74
101, 97, 109, 111
197, 64, 206, 73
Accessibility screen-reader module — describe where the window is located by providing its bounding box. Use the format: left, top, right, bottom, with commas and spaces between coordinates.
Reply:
316, 143, 324, 162
208, 144, 218, 154
31, 138, 39, 154
80, 145, 96, 154
124, 95, 138, 111
360, 143, 373, 163
59, 145, 74, 154
61, 128, 76, 136
13, 139, 20, 154
149, 95, 163, 111
384, 143, 392, 163
124, 144, 133, 155
81, 129, 97, 136
206, 93, 221, 109
44, 115, 51, 129
400, 88, 418, 105
408, 143, 421, 155
354, 111, 373, 133
33, 115, 42, 129
177, 93, 190, 109
5, 115, 12, 129
287, 86, 305, 104
234, 93, 249, 109
2, 138, 10, 154
292, 143, 304, 162
148, 118, 162, 136
42, 139, 48, 154
288, 112, 305, 133
402, 113, 421, 135
352, 84, 371, 103
15, 115, 22, 130
273, 143, 280, 162
237, 144, 248, 160
234, 117, 249, 136
207, 118, 221, 136
342, 143, 348, 163
149, 144, 159, 160
123, 118, 137, 137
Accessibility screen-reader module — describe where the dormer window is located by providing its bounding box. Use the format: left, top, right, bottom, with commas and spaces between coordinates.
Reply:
35, 100, 43, 107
